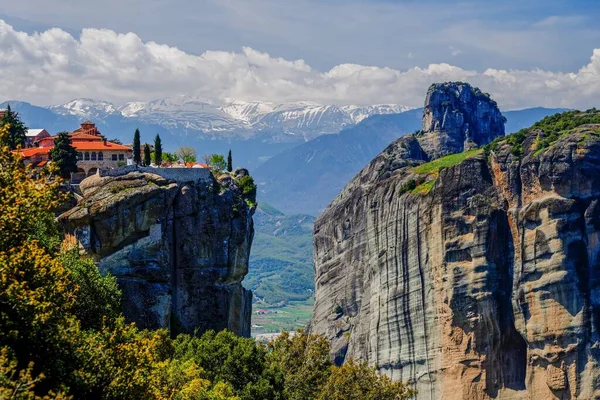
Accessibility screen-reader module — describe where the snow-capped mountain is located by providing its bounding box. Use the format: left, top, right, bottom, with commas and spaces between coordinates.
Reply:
220, 99, 275, 124
44, 96, 412, 141
49, 98, 118, 119
117, 96, 251, 137
342, 104, 412, 123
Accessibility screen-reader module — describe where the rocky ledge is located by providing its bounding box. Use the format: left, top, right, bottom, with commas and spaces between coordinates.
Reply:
60, 167, 255, 337
311, 84, 600, 399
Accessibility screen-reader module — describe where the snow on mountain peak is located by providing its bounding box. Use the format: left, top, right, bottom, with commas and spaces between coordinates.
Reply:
46, 96, 413, 140
49, 98, 118, 118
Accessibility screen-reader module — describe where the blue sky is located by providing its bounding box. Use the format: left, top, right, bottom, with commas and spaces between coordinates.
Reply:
1, 0, 600, 108
2, 0, 599, 71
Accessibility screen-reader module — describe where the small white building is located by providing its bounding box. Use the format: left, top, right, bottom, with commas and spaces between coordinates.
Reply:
25, 129, 51, 147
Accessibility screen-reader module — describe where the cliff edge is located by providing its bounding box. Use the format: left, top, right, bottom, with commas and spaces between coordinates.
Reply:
60, 167, 255, 337
311, 83, 600, 399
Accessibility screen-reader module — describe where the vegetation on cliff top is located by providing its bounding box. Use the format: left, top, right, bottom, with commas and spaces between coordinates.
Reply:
0, 123, 413, 399
486, 108, 600, 156
408, 148, 483, 194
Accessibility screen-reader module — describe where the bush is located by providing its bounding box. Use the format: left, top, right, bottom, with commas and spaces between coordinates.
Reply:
60, 251, 122, 331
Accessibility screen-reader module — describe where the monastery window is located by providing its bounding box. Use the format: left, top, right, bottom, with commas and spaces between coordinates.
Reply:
98, 152, 104, 161
112, 154, 117, 161
77, 152, 83, 160
84, 152, 90, 161
119, 154, 124, 161
91, 152, 97, 161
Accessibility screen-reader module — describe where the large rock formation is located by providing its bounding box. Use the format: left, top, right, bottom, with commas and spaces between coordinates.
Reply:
419, 82, 505, 158
60, 167, 255, 337
311, 84, 600, 399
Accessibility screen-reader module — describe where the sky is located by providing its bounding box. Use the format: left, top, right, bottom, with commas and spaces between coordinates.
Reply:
1, 0, 600, 109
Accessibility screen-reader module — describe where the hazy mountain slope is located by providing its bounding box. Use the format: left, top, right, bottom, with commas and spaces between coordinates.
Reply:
254, 108, 423, 214
245, 203, 315, 305
254, 107, 569, 215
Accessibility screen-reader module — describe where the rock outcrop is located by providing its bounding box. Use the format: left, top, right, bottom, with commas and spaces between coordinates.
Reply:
419, 82, 505, 158
60, 167, 255, 337
311, 84, 600, 399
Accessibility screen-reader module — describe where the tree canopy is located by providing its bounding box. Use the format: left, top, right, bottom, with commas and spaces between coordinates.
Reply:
0, 104, 27, 150
177, 147, 197, 164
49, 131, 78, 178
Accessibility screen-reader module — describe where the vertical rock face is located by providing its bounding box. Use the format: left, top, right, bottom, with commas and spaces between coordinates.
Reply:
311, 85, 600, 399
59, 168, 255, 337
420, 82, 505, 158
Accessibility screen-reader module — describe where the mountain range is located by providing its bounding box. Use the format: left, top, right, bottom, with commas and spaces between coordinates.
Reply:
1, 97, 410, 168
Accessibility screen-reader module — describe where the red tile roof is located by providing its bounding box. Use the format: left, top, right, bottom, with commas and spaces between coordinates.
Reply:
19, 147, 50, 157
70, 132, 105, 141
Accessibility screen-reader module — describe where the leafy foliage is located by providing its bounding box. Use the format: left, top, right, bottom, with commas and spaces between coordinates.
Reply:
177, 147, 197, 163
227, 150, 233, 172
60, 250, 121, 331
485, 108, 600, 157
0, 104, 27, 149
238, 175, 257, 203
317, 359, 416, 400
163, 151, 178, 165
49, 132, 78, 178
207, 154, 227, 171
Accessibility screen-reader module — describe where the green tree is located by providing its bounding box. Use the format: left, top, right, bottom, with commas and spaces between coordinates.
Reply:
266, 330, 331, 400
317, 359, 415, 400
144, 143, 151, 166
176, 147, 197, 164
60, 250, 121, 331
209, 154, 227, 171
163, 152, 178, 165
227, 150, 233, 172
49, 132, 78, 179
0, 104, 27, 150
154, 134, 163, 167
133, 128, 141, 165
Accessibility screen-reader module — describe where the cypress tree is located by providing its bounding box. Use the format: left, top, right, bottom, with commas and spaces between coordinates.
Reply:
133, 128, 141, 165
227, 149, 232, 172
0, 104, 27, 150
49, 132, 78, 179
154, 134, 162, 167
143, 143, 151, 167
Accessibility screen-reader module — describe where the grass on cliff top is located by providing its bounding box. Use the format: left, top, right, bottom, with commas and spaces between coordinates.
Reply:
412, 148, 483, 176
486, 108, 600, 156
412, 179, 437, 194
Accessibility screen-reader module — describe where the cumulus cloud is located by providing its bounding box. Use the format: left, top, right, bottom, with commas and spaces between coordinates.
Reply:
1, 20, 600, 110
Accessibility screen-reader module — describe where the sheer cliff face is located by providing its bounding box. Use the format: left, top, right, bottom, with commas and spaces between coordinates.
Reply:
311, 84, 600, 399
60, 168, 255, 337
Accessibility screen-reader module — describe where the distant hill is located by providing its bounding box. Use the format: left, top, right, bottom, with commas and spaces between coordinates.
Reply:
254, 107, 569, 215
245, 203, 315, 306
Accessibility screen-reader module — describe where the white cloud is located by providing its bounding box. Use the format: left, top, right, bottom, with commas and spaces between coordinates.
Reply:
1, 20, 600, 110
